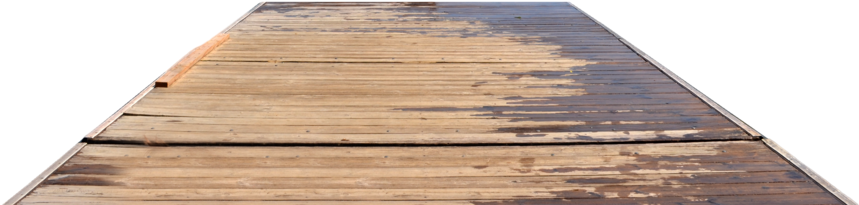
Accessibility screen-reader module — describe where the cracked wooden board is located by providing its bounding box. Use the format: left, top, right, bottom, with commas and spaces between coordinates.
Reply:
17, 141, 842, 204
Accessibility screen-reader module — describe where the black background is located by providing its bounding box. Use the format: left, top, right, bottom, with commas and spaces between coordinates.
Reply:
2, 2, 855, 198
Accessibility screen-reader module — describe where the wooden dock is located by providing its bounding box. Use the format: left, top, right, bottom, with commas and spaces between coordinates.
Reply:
6, 2, 853, 205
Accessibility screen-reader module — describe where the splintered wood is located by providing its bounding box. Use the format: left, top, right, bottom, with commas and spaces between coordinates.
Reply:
19, 141, 842, 204
95, 2, 753, 145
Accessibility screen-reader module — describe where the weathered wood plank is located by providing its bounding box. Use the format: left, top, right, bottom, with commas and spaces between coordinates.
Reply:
26, 184, 826, 200
17, 193, 845, 205
467, 193, 845, 205
74, 141, 767, 158
43, 172, 811, 188
95, 128, 748, 144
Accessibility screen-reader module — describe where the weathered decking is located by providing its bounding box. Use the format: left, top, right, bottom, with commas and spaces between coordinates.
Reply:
19, 141, 841, 204
6, 2, 851, 205
97, 2, 753, 145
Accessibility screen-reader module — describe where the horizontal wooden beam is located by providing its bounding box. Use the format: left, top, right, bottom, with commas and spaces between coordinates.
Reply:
155, 34, 230, 88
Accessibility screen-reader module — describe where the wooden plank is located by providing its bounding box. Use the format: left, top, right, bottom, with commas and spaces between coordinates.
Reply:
24, 184, 825, 200
154, 34, 230, 88
112, 115, 735, 126
72, 141, 771, 158
124, 106, 721, 119
15, 194, 845, 205
13, 193, 838, 205
42, 172, 812, 188
94, 128, 748, 145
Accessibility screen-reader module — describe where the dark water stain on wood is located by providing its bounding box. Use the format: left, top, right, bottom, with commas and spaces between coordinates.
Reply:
539, 166, 628, 174
654, 131, 675, 140
491, 122, 740, 134
548, 189, 597, 198
539, 161, 795, 175
516, 133, 547, 137
470, 199, 566, 205
519, 157, 535, 167
565, 178, 628, 184
43, 176, 122, 186
54, 164, 122, 175
470, 194, 843, 205
497, 125, 571, 134
783, 170, 807, 179
575, 135, 594, 140
507, 117, 702, 123
398, 103, 710, 112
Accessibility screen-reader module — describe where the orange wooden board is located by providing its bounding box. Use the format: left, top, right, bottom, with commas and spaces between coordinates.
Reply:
155, 34, 229, 88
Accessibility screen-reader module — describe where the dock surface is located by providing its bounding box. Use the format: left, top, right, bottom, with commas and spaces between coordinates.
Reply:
7, 2, 850, 205
93, 2, 754, 144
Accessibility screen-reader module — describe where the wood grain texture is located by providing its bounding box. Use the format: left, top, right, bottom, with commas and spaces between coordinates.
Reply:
92, 2, 754, 144
564, 3, 761, 137
154, 34, 230, 88
7, 2, 846, 205
17, 141, 842, 204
